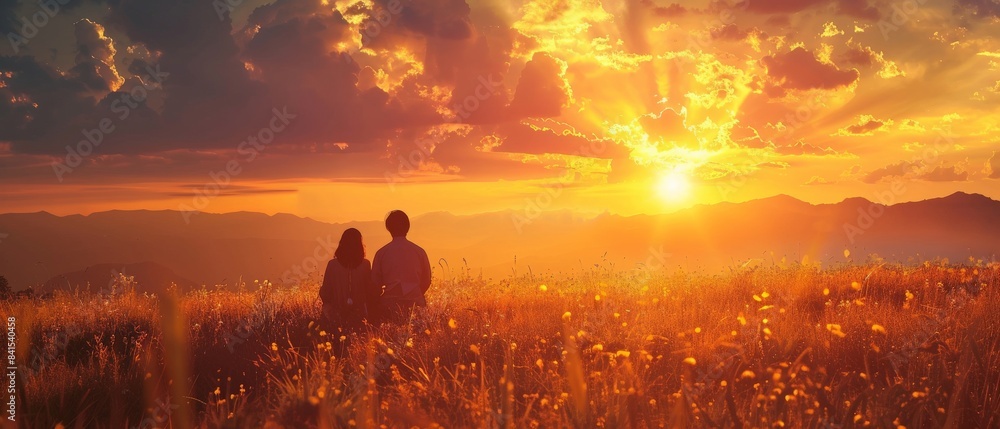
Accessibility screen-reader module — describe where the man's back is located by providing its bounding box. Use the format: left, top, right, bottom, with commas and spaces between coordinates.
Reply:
372, 237, 431, 305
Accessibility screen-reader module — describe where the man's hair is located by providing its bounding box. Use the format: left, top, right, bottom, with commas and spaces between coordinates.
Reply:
385, 210, 410, 237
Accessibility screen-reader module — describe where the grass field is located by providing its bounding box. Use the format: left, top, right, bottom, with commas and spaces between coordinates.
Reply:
4, 258, 1000, 428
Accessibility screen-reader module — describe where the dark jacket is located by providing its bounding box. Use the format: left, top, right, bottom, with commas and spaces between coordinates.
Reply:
319, 258, 376, 328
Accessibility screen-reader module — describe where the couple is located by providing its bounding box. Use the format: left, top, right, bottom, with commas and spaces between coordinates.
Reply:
318, 210, 431, 330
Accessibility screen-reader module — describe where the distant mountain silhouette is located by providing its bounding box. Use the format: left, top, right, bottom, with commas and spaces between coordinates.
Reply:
0, 192, 997, 291
41, 261, 198, 294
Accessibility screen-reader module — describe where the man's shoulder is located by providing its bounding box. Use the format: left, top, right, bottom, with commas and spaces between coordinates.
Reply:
373, 243, 393, 256
401, 238, 426, 252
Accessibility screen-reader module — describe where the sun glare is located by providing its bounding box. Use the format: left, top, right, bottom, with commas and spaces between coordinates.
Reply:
655, 171, 692, 202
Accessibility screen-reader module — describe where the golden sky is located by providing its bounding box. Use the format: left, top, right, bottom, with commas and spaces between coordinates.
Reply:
1, 0, 999, 222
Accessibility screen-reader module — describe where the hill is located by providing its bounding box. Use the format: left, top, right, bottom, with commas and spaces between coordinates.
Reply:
0, 192, 997, 291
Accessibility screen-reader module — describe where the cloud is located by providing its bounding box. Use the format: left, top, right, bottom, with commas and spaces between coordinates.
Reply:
745, 0, 879, 19
985, 151, 1000, 179
711, 24, 751, 41
862, 161, 917, 183
0, 0, 450, 154
805, 175, 835, 185
957, 0, 1000, 17
489, 122, 623, 159
166, 185, 298, 198
728, 124, 769, 148
508, 52, 571, 118
761, 47, 860, 95
70, 19, 124, 92
863, 162, 969, 183
835, 114, 891, 136
0, 0, 101, 34
758, 161, 789, 169
0, 55, 158, 154
0, 0, 18, 34
839, 44, 905, 78
242, 3, 412, 143
638, 107, 688, 139
841, 46, 876, 67
0, 0, 995, 195
919, 165, 968, 182
774, 141, 842, 156
649, 2, 686, 17
821, 22, 844, 37
100, 0, 271, 149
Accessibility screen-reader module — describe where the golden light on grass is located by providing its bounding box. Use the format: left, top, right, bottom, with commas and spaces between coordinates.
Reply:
10, 261, 1000, 427
826, 323, 847, 338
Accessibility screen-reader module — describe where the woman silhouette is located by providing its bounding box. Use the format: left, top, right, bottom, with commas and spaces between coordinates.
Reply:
319, 228, 379, 332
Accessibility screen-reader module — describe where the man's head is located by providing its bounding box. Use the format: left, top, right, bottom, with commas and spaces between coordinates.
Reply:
385, 210, 410, 237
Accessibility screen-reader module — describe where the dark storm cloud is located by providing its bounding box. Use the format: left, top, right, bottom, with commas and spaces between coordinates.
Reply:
0, 0, 18, 34
0, 0, 101, 34
69, 18, 122, 91
0, 0, 452, 155
2, 0, 595, 170
1, 0, 271, 154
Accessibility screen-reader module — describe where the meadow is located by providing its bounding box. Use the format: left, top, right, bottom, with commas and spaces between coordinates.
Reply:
4, 257, 1000, 428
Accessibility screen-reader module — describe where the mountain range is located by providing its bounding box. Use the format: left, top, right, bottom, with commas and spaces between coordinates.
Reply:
0, 192, 997, 292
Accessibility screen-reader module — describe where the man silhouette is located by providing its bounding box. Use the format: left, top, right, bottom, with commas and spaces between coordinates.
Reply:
371, 210, 431, 323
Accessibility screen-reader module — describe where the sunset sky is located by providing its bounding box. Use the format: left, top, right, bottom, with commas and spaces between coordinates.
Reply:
2, 0, 1000, 223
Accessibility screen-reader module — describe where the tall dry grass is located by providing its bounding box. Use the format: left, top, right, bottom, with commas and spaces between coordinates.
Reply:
2, 258, 999, 428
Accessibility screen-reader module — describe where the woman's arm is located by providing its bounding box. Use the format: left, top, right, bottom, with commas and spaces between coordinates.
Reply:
361, 260, 380, 319
418, 248, 432, 293
319, 260, 337, 304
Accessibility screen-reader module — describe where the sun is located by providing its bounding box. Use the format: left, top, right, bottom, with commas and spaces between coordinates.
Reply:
655, 171, 692, 202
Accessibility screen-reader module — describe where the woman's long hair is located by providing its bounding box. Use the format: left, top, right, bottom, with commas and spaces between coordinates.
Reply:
334, 228, 365, 269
